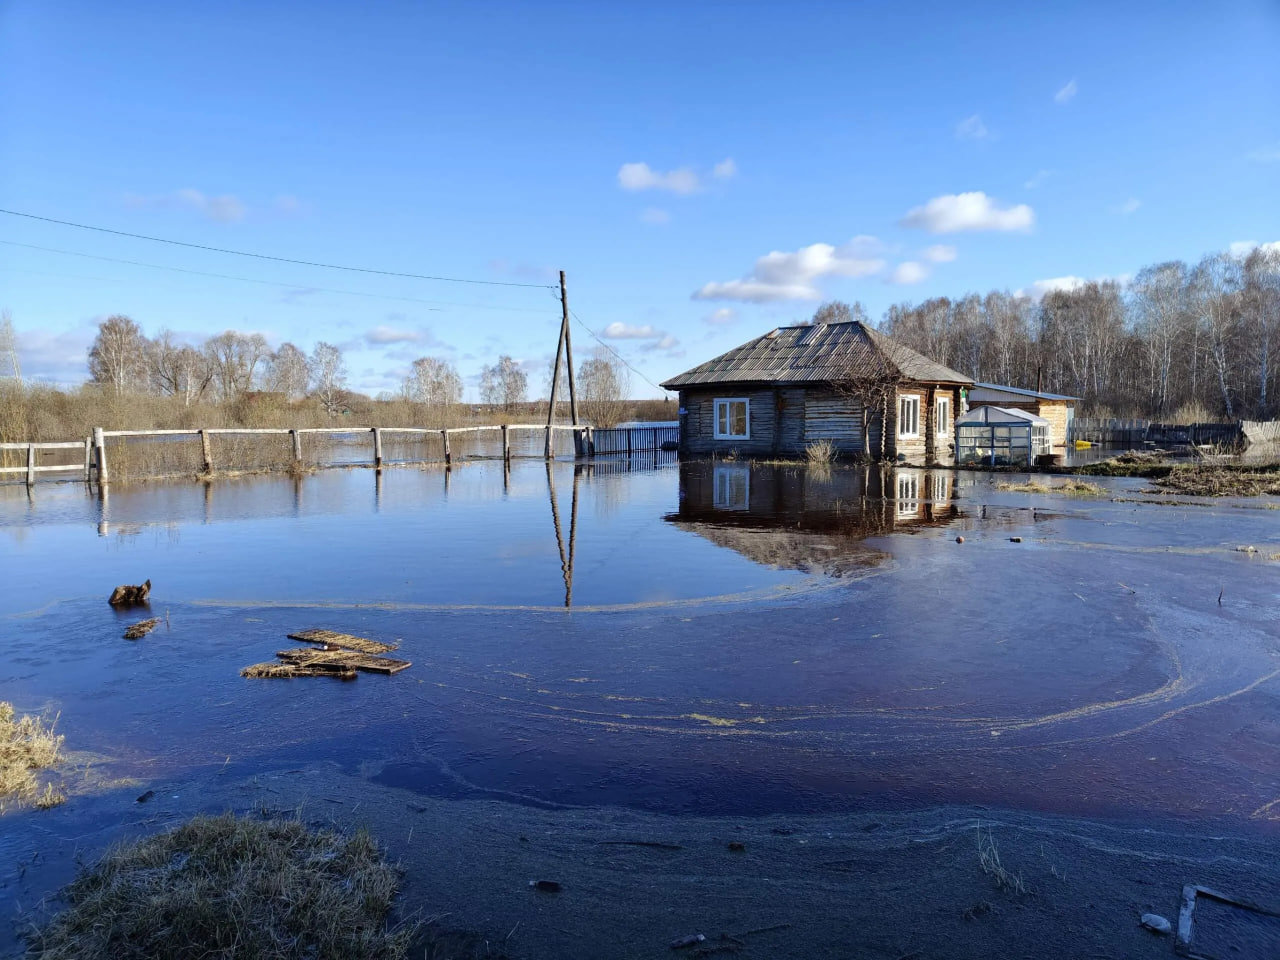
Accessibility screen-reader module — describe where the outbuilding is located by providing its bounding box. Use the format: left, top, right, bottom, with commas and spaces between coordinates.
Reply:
955, 405, 1052, 467
661, 320, 973, 463
965, 383, 1078, 449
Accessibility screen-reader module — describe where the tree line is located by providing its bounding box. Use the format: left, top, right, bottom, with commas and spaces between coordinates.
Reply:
826, 245, 1280, 421
80, 315, 632, 422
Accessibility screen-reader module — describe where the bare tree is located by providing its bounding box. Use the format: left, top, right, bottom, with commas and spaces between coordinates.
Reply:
148, 330, 213, 405
0, 309, 21, 384
204, 330, 271, 400
405, 356, 463, 407
266, 342, 310, 399
309, 341, 348, 416
577, 347, 631, 427
88, 314, 148, 394
1190, 254, 1243, 418
809, 300, 868, 326
1242, 247, 1280, 418
479, 355, 527, 411
1130, 262, 1189, 418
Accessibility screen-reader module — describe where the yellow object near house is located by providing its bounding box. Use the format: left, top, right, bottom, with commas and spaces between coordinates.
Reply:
1074, 440, 1093, 449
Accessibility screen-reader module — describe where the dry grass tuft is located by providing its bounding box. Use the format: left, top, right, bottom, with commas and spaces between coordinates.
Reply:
1, 701, 64, 812
26, 813, 414, 959
805, 438, 838, 463
1155, 464, 1280, 497
996, 480, 1051, 494
996, 478, 1104, 497
976, 825, 1027, 895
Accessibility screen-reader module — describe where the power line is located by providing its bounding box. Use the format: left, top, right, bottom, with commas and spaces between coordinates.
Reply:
0, 240, 552, 314
0, 208, 559, 289
567, 306, 666, 393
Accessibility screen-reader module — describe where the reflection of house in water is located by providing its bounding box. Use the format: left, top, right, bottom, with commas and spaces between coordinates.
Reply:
666, 462, 958, 573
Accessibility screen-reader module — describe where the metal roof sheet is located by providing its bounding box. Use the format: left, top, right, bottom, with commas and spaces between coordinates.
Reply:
971, 382, 1080, 402
660, 321, 973, 390
956, 404, 1050, 426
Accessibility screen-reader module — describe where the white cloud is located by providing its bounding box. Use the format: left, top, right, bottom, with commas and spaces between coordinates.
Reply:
617, 162, 700, 194
693, 236, 887, 303
602, 322, 660, 340
1024, 169, 1052, 189
1245, 144, 1280, 163
955, 114, 988, 140
644, 334, 681, 352
364, 325, 424, 345
1054, 79, 1078, 104
1022, 272, 1131, 301
703, 307, 737, 326
1229, 240, 1280, 258
889, 261, 929, 285
1029, 275, 1088, 299
273, 194, 304, 216
125, 188, 248, 222
712, 158, 738, 180
14, 324, 96, 384
639, 207, 670, 225
900, 192, 1034, 233
1115, 197, 1141, 215
922, 244, 957, 263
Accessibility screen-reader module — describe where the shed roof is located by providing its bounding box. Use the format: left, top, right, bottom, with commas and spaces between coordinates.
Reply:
957, 404, 1050, 426
970, 382, 1080, 402
660, 321, 973, 390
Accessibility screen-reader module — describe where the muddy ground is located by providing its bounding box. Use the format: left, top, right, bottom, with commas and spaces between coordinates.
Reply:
5, 761, 1280, 960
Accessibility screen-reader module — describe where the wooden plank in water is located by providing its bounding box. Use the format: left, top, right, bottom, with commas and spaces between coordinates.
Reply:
276, 648, 412, 675
287, 629, 398, 654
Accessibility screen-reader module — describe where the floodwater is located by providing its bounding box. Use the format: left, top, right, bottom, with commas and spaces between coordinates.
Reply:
3, 459, 1280, 827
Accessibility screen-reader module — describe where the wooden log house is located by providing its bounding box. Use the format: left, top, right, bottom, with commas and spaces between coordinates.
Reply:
661, 320, 973, 464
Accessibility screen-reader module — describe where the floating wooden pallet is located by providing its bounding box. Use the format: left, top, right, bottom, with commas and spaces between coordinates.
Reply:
286, 629, 399, 655
275, 647, 412, 675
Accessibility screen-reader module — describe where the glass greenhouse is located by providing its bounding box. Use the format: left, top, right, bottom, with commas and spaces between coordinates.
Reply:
956, 405, 1052, 466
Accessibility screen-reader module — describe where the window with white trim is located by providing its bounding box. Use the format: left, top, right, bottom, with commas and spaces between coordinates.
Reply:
898, 395, 920, 438
714, 398, 750, 440
936, 396, 951, 436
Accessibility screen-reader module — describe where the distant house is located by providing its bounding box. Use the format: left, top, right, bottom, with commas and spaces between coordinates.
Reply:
965, 383, 1079, 449
660, 321, 973, 463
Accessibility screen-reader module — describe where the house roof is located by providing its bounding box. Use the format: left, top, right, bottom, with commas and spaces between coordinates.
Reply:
956, 404, 1050, 426
660, 321, 974, 390
971, 382, 1080, 402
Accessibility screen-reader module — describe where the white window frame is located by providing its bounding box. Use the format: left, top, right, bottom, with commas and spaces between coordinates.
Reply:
713, 397, 751, 440
936, 396, 951, 436
898, 394, 921, 438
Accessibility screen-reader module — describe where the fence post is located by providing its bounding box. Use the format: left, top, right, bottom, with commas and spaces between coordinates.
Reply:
373, 428, 383, 469
26, 443, 35, 487
442, 429, 451, 466
93, 427, 109, 486
627, 429, 632, 458
199, 429, 213, 474
545, 425, 553, 460
291, 429, 303, 463
501, 425, 511, 462
588, 427, 595, 458
83, 437, 92, 482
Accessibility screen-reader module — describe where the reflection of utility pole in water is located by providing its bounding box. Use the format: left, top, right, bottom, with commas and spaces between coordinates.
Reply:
374, 468, 383, 511
203, 480, 212, 525
292, 474, 302, 518
546, 462, 580, 608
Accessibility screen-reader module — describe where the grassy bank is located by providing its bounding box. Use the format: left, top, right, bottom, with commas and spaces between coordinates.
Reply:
25, 814, 413, 959
1067, 451, 1280, 496
0, 701, 64, 812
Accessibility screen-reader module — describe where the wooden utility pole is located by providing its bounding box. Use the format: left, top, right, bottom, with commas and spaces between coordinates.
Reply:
545, 270, 580, 457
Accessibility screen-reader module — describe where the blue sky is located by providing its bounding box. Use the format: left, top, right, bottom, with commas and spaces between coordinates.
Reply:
1, 0, 1277, 398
